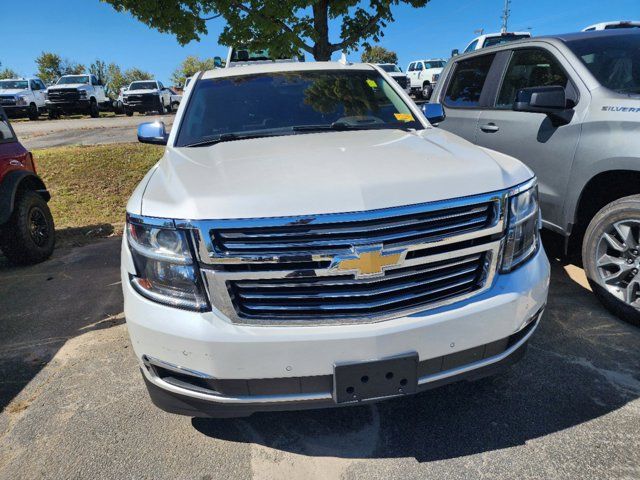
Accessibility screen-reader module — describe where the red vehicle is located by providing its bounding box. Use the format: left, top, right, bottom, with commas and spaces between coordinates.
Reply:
0, 107, 55, 264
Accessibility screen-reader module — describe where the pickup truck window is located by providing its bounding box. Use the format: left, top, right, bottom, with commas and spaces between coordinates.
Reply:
566, 34, 640, 94
444, 54, 496, 108
496, 49, 569, 108
0, 80, 28, 89
129, 81, 158, 90
57, 75, 90, 85
424, 61, 445, 69
176, 70, 423, 147
483, 34, 530, 48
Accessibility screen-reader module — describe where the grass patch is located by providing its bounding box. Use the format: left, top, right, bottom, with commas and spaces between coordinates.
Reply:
34, 143, 163, 246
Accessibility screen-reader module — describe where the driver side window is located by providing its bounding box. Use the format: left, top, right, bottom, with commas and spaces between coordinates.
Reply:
496, 49, 569, 109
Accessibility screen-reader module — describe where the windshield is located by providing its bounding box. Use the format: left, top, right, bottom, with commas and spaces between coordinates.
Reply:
567, 33, 640, 93
378, 64, 402, 73
176, 69, 422, 147
129, 81, 157, 90
424, 61, 445, 69
0, 80, 28, 90
57, 75, 89, 85
483, 34, 530, 48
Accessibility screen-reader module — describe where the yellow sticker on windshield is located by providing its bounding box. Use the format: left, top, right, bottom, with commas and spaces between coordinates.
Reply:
366, 79, 378, 88
394, 113, 415, 122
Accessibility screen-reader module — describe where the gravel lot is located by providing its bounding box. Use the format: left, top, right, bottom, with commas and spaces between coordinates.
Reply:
13, 114, 175, 150
0, 238, 638, 479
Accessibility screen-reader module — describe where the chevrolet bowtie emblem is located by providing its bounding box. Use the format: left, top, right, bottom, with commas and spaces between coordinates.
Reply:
330, 245, 405, 278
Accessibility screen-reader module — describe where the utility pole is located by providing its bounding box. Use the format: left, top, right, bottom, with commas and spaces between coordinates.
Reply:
501, 0, 511, 33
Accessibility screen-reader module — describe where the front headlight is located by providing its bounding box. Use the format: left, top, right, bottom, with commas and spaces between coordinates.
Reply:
16, 95, 28, 106
78, 90, 87, 98
501, 180, 541, 272
127, 216, 209, 311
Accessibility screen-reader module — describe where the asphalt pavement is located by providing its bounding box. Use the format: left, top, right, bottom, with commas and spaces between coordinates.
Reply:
0, 238, 639, 479
12, 114, 175, 150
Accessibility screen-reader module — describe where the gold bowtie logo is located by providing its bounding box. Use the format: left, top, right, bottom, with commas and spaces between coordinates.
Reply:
331, 246, 404, 278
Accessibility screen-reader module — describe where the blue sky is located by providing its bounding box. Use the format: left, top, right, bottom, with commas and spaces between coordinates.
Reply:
2, 0, 639, 86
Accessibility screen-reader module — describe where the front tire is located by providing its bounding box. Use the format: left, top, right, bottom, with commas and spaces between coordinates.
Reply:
158, 101, 166, 115
582, 195, 640, 326
0, 190, 55, 265
422, 83, 433, 100
28, 103, 39, 120
165, 99, 172, 113
89, 99, 100, 118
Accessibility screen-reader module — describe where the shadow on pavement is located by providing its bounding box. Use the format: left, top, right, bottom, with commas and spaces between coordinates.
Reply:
0, 238, 124, 411
193, 240, 640, 462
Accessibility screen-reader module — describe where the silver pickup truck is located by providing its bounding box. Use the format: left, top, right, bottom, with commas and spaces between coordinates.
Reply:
426, 30, 640, 326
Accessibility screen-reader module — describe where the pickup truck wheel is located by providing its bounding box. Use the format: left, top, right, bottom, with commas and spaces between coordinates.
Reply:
165, 99, 172, 113
89, 99, 100, 118
422, 84, 433, 100
0, 190, 55, 265
158, 101, 166, 115
582, 195, 640, 326
28, 103, 39, 120
125, 108, 134, 117
47, 109, 59, 120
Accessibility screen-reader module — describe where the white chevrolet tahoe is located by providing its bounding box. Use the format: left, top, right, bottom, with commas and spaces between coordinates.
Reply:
0, 78, 47, 120
46, 74, 108, 118
123, 80, 173, 116
123, 62, 550, 418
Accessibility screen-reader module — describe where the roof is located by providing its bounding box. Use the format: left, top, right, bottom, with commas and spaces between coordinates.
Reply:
535, 28, 640, 43
201, 61, 375, 79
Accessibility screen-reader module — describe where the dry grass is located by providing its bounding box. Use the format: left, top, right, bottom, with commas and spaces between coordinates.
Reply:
33, 143, 163, 245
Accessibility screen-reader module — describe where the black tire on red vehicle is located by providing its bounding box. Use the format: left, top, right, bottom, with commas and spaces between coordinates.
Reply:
582, 195, 640, 327
0, 190, 55, 265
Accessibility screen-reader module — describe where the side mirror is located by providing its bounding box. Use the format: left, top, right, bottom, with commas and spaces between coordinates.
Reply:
422, 103, 445, 125
513, 86, 573, 125
451, 49, 459, 57
138, 121, 168, 145
214, 56, 223, 68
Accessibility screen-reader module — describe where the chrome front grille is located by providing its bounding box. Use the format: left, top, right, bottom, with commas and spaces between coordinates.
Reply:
186, 190, 509, 325
228, 253, 487, 320
208, 200, 495, 258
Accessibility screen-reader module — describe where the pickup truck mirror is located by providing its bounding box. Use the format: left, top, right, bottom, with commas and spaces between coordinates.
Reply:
513, 86, 574, 125
451, 49, 459, 57
138, 121, 168, 145
422, 103, 445, 125
214, 56, 223, 68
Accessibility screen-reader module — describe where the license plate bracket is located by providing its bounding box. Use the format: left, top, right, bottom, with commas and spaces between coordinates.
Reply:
334, 353, 418, 404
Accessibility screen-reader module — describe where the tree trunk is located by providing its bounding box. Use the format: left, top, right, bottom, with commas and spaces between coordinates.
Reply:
312, 0, 332, 61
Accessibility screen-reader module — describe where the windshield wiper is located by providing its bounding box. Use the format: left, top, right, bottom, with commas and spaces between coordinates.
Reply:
292, 121, 414, 133
184, 131, 286, 148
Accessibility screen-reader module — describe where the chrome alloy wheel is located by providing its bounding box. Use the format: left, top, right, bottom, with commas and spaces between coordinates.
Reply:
595, 220, 640, 308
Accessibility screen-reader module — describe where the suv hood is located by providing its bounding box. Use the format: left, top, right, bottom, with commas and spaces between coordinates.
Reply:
0, 89, 28, 96
138, 128, 532, 219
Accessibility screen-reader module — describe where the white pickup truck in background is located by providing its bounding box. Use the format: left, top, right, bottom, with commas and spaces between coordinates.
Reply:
46, 74, 109, 118
0, 78, 47, 120
406, 59, 446, 99
123, 80, 172, 116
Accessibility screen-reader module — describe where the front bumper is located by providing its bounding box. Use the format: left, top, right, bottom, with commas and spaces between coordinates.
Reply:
123, 240, 549, 416
123, 95, 161, 111
46, 99, 90, 110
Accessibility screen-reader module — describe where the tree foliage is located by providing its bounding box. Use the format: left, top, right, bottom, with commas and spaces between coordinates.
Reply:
102, 0, 431, 61
171, 56, 217, 86
36, 52, 85, 84
0, 62, 19, 80
361, 45, 398, 64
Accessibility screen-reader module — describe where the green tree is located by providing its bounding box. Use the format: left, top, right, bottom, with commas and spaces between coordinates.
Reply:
36, 52, 85, 84
0, 61, 19, 80
122, 68, 154, 85
89, 60, 108, 84
171, 56, 216, 86
361, 45, 398, 64
101, 0, 431, 61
